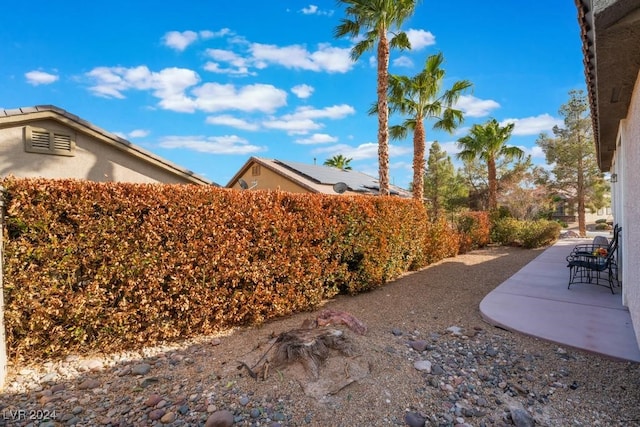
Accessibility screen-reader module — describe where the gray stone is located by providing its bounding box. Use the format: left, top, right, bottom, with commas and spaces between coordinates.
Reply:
391, 328, 403, 336
77, 379, 101, 390
148, 408, 166, 421
239, 395, 250, 406
205, 410, 234, 427
410, 340, 429, 352
413, 360, 432, 373
404, 411, 426, 427
131, 363, 152, 376
510, 407, 535, 427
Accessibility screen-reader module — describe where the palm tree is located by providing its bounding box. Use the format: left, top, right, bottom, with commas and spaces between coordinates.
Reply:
385, 53, 472, 201
335, 0, 418, 195
456, 118, 524, 211
324, 154, 353, 170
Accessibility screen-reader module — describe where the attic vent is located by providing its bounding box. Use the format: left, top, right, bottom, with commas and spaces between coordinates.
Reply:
24, 126, 75, 156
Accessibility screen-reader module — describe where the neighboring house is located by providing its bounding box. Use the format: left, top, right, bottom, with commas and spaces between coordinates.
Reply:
576, 0, 640, 346
226, 156, 411, 197
0, 105, 214, 185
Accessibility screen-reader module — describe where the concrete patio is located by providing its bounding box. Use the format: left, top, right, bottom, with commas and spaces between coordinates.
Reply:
480, 238, 640, 362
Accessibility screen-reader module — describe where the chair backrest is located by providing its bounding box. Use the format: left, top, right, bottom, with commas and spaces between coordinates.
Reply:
593, 235, 609, 247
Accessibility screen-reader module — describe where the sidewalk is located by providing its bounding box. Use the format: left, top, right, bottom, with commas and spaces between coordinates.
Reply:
480, 238, 640, 362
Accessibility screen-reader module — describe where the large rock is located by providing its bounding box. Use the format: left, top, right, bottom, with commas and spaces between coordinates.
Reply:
205, 410, 234, 427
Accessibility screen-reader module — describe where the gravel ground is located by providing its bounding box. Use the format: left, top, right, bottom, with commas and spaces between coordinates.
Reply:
1, 245, 639, 427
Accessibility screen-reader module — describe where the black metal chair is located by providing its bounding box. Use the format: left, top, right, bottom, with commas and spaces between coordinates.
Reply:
566, 226, 620, 293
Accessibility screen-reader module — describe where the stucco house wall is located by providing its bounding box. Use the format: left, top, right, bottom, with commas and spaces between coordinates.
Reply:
0, 107, 212, 185
617, 69, 640, 337
228, 160, 312, 193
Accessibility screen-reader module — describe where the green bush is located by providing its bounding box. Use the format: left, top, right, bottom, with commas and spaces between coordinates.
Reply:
519, 220, 561, 248
595, 218, 607, 224
491, 218, 560, 248
595, 223, 611, 230
491, 217, 523, 246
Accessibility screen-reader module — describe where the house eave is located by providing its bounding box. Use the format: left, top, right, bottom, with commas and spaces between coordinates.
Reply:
577, 0, 640, 171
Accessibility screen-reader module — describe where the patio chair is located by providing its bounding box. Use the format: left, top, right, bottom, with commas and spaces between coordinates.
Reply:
567, 227, 619, 293
569, 223, 619, 258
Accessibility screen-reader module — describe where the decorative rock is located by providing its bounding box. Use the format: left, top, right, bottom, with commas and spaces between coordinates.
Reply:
78, 359, 104, 371
510, 407, 535, 427
144, 394, 163, 407
160, 411, 176, 423
148, 408, 166, 421
211, 338, 222, 346
391, 328, 403, 336
446, 326, 463, 336
140, 377, 159, 388
250, 408, 261, 418
410, 340, 429, 352
205, 410, 234, 427
239, 395, 250, 406
131, 363, 152, 376
404, 411, 426, 427
413, 360, 432, 373
78, 379, 101, 390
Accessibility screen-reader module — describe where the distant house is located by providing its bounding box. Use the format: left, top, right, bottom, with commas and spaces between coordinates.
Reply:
226, 156, 411, 197
0, 105, 215, 185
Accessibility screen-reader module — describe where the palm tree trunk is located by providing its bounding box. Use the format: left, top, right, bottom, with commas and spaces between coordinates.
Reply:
412, 118, 426, 201
488, 157, 497, 211
377, 29, 390, 196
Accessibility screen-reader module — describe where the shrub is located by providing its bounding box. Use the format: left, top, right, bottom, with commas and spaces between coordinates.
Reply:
1, 177, 458, 362
595, 218, 607, 224
455, 211, 490, 253
595, 223, 611, 231
491, 217, 523, 246
519, 220, 561, 248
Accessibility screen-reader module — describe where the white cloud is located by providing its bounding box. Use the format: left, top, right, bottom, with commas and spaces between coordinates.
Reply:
86, 65, 200, 113
159, 135, 265, 155
295, 133, 338, 144
313, 142, 411, 160
501, 114, 564, 136
163, 31, 198, 51
530, 145, 545, 158
291, 84, 314, 99
301, 5, 318, 14
193, 83, 287, 113
406, 29, 436, 50
284, 104, 355, 120
369, 56, 377, 68
25, 70, 59, 85
300, 4, 334, 16
113, 129, 150, 139
250, 42, 353, 73
129, 129, 150, 138
455, 95, 500, 118
262, 118, 322, 135
393, 56, 414, 68
204, 49, 254, 75
206, 114, 259, 131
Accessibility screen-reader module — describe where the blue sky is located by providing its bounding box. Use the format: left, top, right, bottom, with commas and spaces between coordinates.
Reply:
1, 1, 584, 188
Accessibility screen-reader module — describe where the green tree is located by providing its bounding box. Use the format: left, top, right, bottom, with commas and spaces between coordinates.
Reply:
536, 89, 607, 237
335, 0, 418, 195
423, 141, 468, 217
456, 118, 524, 211
384, 53, 472, 200
324, 154, 353, 170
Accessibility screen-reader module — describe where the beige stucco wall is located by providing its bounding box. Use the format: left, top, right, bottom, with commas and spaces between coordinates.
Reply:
619, 69, 640, 346
0, 119, 197, 184
229, 162, 312, 193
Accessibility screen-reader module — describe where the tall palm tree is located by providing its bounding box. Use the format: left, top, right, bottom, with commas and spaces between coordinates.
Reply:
456, 118, 524, 211
335, 0, 418, 196
324, 154, 353, 170
385, 53, 472, 201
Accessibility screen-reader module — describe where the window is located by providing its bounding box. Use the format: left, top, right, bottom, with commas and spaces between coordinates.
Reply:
251, 164, 261, 176
24, 126, 75, 156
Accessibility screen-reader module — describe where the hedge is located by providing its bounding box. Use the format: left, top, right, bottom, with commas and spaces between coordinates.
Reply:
2, 177, 463, 362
